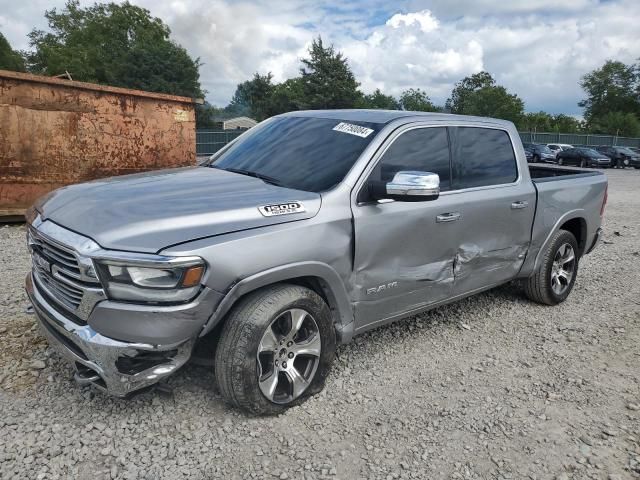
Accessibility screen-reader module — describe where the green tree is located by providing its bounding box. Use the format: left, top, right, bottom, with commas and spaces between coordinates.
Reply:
518, 112, 583, 133
359, 89, 400, 110
195, 102, 226, 129
265, 77, 305, 116
579, 60, 640, 123
399, 88, 438, 112
518, 111, 554, 132
591, 111, 640, 137
445, 71, 494, 114
446, 72, 524, 123
228, 72, 275, 121
300, 36, 360, 109
551, 114, 583, 133
26, 1, 202, 98
0, 32, 25, 71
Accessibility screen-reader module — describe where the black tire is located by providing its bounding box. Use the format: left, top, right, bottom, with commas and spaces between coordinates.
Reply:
557, 157, 564, 166
524, 229, 579, 305
533, 154, 540, 163
579, 158, 586, 168
215, 284, 336, 415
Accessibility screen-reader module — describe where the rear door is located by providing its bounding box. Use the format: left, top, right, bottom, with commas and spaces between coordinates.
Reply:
447, 126, 536, 296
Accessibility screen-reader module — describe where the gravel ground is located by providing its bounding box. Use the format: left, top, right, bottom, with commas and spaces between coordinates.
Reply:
0, 169, 639, 480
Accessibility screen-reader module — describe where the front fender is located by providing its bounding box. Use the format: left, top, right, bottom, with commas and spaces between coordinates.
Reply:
199, 261, 355, 343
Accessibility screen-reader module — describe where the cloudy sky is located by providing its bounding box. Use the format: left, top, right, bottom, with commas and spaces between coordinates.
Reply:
1, 0, 639, 115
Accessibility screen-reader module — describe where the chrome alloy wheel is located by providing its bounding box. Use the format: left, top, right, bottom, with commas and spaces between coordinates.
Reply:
550, 243, 576, 295
257, 308, 321, 404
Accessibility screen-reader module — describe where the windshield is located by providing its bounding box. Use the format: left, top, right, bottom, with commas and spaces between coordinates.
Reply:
206, 116, 382, 192
540, 145, 553, 154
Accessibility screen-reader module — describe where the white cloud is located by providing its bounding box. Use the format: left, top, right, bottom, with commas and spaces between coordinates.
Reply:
1, 0, 639, 115
341, 1, 640, 114
386, 10, 439, 32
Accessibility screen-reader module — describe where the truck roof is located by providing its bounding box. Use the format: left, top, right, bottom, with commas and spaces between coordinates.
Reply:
279, 109, 514, 127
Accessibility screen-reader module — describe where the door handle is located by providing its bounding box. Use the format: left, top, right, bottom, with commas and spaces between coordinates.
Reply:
436, 212, 461, 223
511, 201, 529, 210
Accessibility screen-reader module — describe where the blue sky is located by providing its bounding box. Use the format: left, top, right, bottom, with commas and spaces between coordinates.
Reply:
1, 0, 639, 116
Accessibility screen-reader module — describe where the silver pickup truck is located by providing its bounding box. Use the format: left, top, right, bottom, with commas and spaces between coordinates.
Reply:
25, 110, 608, 414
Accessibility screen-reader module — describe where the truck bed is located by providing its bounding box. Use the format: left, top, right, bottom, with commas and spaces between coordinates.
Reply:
529, 164, 603, 182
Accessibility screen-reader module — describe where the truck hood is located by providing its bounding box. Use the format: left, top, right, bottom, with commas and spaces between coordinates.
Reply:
36, 167, 321, 253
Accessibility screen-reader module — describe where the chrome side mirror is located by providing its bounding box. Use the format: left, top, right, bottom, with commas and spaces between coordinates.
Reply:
367, 170, 440, 202
386, 171, 440, 199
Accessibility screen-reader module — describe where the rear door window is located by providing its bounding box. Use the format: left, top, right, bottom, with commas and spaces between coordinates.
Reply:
450, 127, 518, 189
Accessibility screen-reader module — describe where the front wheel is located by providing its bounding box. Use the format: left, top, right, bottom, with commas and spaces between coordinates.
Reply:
524, 229, 579, 305
557, 157, 564, 166
579, 158, 586, 168
215, 284, 336, 415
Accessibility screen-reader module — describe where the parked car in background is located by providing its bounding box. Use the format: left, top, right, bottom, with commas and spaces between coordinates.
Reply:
595, 146, 640, 169
557, 148, 611, 168
547, 144, 574, 158
628, 146, 640, 156
523, 143, 556, 163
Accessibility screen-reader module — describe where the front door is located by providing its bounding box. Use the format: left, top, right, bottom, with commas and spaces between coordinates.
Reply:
352, 126, 465, 331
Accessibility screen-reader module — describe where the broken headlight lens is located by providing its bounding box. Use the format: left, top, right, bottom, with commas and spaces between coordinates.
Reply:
95, 259, 205, 304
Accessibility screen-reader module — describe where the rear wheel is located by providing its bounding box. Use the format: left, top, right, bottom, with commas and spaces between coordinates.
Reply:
215, 284, 336, 415
533, 154, 540, 163
557, 157, 564, 166
524, 230, 579, 305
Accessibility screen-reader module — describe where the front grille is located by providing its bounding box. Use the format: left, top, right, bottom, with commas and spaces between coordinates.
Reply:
29, 228, 81, 277
28, 227, 97, 315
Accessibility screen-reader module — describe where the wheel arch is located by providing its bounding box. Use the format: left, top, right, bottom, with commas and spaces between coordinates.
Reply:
199, 261, 354, 343
559, 217, 587, 256
530, 211, 587, 274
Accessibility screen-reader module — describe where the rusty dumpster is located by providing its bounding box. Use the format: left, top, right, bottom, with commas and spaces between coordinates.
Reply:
0, 70, 199, 219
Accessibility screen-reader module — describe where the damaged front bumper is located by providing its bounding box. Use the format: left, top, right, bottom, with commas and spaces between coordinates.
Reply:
26, 273, 195, 397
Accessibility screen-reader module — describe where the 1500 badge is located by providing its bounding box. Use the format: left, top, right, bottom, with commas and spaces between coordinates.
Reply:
258, 202, 306, 217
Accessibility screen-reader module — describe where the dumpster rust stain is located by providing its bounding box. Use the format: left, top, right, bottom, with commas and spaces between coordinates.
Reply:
0, 70, 197, 216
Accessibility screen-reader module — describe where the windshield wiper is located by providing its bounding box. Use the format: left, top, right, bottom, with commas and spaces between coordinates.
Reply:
211, 165, 286, 187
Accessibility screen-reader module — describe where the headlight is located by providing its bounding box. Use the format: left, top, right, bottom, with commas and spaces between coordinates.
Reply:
95, 256, 205, 304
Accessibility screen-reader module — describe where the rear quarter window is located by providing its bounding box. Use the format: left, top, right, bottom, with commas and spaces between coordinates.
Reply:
450, 127, 518, 189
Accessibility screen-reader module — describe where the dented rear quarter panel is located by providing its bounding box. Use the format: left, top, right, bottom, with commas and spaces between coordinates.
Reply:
520, 172, 607, 277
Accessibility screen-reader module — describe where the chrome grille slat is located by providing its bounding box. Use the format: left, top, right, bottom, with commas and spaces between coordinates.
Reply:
34, 265, 83, 299
49, 277, 83, 299
37, 271, 83, 308
55, 268, 82, 281
39, 247, 80, 271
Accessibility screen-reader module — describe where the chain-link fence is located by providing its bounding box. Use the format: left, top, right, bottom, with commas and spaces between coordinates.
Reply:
518, 132, 640, 148
196, 130, 244, 156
